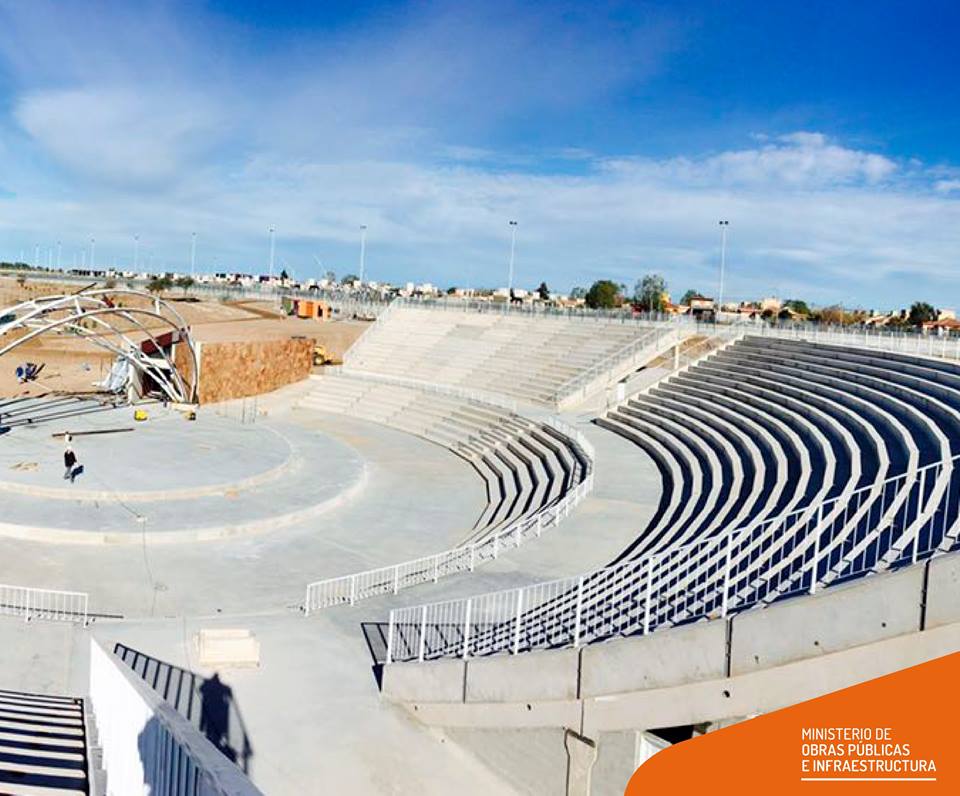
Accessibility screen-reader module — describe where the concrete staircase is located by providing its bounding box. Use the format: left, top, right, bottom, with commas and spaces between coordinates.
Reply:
0, 688, 102, 795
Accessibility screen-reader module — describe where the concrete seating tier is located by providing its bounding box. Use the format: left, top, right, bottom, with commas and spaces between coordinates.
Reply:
344, 307, 664, 406
456, 335, 960, 654
298, 374, 589, 541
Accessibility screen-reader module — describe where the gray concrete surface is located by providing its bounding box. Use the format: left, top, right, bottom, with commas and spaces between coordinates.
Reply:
5, 379, 957, 795
0, 409, 490, 617
925, 550, 960, 628
729, 567, 924, 675
580, 619, 727, 697
0, 386, 662, 795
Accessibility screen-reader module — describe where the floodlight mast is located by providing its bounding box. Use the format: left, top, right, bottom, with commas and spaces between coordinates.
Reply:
507, 220, 518, 292
717, 220, 730, 317
359, 225, 367, 284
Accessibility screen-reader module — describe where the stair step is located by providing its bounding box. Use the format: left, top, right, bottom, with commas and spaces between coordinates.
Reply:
0, 690, 90, 796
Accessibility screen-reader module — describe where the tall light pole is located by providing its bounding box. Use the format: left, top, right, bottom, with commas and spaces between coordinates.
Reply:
190, 232, 197, 278
134, 234, 140, 271
717, 220, 729, 317
56, 241, 61, 271
507, 220, 518, 292
359, 224, 367, 284
268, 226, 275, 279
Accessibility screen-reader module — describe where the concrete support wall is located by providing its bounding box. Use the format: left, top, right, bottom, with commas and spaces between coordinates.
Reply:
925, 552, 960, 628
382, 552, 960, 734
729, 567, 924, 675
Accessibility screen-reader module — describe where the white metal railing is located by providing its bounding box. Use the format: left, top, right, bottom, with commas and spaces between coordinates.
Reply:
0, 583, 88, 624
553, 326, 683, 407
90, 640, 264, 796
701, 321, 960, 362
386, 453, 960, 662
387, 295, 683, 326
305, 472, 595, 615
303, 405, 596, 614
631, 329, 745, 397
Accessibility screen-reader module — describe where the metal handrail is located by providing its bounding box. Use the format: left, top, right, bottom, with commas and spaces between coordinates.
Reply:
386, 451, 960, 663
552, 326, 682, 405
90, 640, 264, 795
0, 583, 89, 624
302, 380, 596, 614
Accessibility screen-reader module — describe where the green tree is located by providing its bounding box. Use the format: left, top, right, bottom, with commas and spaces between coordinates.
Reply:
819, 305, 845, 325
537, 281, 550, 301
634, 273, 667, 312
783, 299, 811, 316
584, 280, 622, 310
680, 289, 700, 306
280, 268, 289, 281
147, 276, 173, 294
342, 273, 359, 285
176, 276, 195, 294
570, 286, 587, 300
908, 302, 937, 326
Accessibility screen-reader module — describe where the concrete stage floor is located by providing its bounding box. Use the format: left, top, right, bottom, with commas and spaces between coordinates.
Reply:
0, 404, 368, 542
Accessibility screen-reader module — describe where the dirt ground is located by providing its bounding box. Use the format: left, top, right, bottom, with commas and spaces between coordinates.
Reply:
0, 278, 369, 398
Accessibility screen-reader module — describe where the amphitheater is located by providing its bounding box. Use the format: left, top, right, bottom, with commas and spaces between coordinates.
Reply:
2, 293, 960, 795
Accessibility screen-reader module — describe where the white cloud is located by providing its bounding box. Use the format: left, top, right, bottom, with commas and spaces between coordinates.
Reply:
935, 179, 960, 193
603, 132, 898, 189
14, 87, 222, 188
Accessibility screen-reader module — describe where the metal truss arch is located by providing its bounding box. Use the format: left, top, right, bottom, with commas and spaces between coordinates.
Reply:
0, 288, 199, 404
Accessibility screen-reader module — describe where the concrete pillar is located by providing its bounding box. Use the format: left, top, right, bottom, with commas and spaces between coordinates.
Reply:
564, 729, 598, 796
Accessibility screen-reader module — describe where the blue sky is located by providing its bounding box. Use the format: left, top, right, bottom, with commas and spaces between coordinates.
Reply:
1, 0, 959, 309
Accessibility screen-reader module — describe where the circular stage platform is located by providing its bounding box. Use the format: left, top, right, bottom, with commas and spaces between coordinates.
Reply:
0, 401, 367, 543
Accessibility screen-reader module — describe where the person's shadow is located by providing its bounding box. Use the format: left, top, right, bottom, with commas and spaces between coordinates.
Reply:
199, 674, 241, 764
115, 644, 253, 775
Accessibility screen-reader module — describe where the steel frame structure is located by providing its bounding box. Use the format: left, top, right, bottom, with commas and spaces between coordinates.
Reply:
0, 288, 199, 404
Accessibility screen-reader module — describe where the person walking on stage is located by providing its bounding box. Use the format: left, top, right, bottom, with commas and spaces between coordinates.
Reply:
63, 436, 78, 482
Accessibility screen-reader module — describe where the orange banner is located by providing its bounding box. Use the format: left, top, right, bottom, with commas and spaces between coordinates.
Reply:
626, 651, 958, 794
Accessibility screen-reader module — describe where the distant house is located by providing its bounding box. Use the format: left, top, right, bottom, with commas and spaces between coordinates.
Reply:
687, 295, 716, 319
921, 318, 960, 336
759, 296, 782, 313
663, 301, 690, 315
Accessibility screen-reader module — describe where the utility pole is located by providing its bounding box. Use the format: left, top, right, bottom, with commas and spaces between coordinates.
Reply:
717, 220, 729, 317
359, 225, 367, 284
268, 226, 275, 280
507, 220, 518, 292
